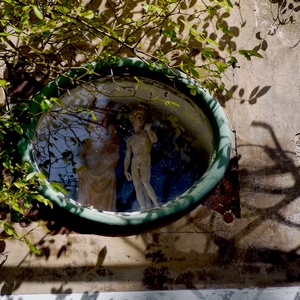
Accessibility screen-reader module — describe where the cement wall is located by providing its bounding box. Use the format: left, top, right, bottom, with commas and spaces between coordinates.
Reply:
1, 0, 300, 297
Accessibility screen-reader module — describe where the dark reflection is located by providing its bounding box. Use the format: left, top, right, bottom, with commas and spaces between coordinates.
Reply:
33, 79, 213, 212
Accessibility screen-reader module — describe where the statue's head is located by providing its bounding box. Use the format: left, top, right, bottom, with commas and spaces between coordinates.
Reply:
129, 107, 147, 125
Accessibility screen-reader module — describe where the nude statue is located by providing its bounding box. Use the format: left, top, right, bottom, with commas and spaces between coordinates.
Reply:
124, 107, 159, 210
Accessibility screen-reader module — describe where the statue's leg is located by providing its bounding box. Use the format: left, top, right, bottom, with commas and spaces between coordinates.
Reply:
142, 189, 151, 210
143, 183, 159, 207
132, 166, 146, 210
140, 163, 159, 207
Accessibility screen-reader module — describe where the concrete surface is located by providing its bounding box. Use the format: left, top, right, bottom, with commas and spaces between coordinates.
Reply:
3, 288, 300, 300
1, 0, 300, 298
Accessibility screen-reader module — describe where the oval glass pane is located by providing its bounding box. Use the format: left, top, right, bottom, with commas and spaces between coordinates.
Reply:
33, 77, 214, 213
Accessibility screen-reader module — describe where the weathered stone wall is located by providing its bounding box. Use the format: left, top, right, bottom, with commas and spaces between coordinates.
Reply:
1, 0, 300, 296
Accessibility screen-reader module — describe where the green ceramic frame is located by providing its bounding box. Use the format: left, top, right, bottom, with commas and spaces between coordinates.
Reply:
18, 58, 232, 231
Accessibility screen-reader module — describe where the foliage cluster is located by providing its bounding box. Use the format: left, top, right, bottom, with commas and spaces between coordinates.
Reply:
0, 0, 262, 251
0, 105, 52, 253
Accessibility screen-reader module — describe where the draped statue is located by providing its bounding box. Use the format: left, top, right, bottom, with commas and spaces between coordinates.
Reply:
77, 119, 120, 211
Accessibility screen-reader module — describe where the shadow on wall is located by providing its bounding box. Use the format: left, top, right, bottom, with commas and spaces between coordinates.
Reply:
238, 0, 300, 50
267, 0, 300, 48
2, 121, 300, 295
217, 85, 272, 107
239, 121, 300, 229
216, 0, 299, 106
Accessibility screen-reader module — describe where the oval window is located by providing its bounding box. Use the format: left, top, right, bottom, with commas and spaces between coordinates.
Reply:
18, 58, 232, 230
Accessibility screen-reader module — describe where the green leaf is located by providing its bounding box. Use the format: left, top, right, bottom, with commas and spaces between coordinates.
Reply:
102, 36, 110, 46
13, 181, 26, 189
12, 203, 24, 214
50, 97, 63, 106
0, 79, 10, 87
228, 56, 237, 67
24, 237, 41, 254
162, 29, 177, 42
33, 194, 45, 202
226, 0, 233, 8
246, 50, 264, 58
32, 5, 44, 20
175, 127, 181, 136
14, 125, 23, 135
40, 100, 53, 112
42, 31, 51, 36
214, 0, 233, 12
216, 61, 227, 72
4, 223, 19, 237
23, 5, 31, 11
207, 6, 217, 17
37, 172, 46, 181
57, 6, 70, 15
33, 194, 52, 208
190, 68, 199, 78
91, 112, 97, 121
12, 26, 22, 33
206, 38, 220, 48
226, 47, 232, 55
83, 10, 95, 19
225, 88, 233, 98
217, 22, 233, 36
190, 89, 197, 96
180, 61, 188, 73
238, 50, 251, 61
148, 62, 155, 71
50, 181, 68, 195
141, 3, 149, 12
239, 49, 263, 61
164, 100, 180, 107
134, 76, 143, 84
1, 19, 8, 26
188, 85, 197, 96
202, 48, 212, 59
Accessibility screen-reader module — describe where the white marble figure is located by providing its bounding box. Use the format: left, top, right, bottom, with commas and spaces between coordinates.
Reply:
124, 107, 159, 210
77, 120, 120, 211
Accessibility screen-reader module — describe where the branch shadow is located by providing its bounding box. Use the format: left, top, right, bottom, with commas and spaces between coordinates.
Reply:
254, 0, 300, 49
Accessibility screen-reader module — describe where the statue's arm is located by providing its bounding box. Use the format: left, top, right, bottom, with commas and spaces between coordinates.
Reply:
145, 124, 158, 143
76, 150, 86, 172
124, 141, 132, 181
